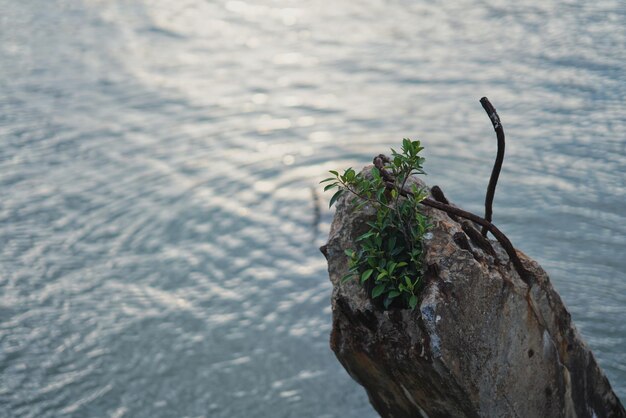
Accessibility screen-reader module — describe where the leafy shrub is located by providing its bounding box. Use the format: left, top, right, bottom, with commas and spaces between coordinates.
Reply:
322, 139, 430, 309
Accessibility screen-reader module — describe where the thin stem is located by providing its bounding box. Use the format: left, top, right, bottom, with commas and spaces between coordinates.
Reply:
341, 183, 395, 213
480, 97, 505, 237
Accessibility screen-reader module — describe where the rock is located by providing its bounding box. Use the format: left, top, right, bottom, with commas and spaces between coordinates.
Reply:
322, 166, 625, 418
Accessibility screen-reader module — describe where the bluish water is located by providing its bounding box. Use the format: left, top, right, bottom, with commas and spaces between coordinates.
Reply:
1, 1, 624, 417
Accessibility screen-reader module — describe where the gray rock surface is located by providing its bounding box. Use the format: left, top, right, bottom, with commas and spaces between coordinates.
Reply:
322, 167, 625, 418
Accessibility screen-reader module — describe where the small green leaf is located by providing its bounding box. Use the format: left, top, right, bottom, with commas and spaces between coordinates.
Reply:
320, 177, 335, 183
387, 290, 401, 298
390, 245, 404, 256
329, 189, 343, 208
341, 274, 353, 284
409, 295, 418, 309
329, 170, 338, 176
344, 249, 355, 257
361, 269, 374, 283
323, 183, 337, 192
356, 231, 375, 242
345, 168, 355, 182
375, 186, 382, 200
372, 284, 386, 298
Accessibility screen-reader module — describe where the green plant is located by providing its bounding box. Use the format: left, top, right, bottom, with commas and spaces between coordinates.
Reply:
321, 139, 430, 309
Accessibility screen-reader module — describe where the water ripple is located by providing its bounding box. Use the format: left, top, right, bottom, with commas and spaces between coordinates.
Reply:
1, 0, 624, 416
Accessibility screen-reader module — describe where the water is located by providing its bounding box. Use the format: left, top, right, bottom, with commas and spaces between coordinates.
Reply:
1, 0, 624, 416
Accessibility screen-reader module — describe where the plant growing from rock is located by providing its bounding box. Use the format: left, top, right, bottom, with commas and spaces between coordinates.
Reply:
321, 97, 536, 310
322, 139, 430, 309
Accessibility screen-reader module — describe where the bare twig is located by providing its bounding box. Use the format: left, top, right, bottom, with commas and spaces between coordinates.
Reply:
480, 97, 505, 237
373, 156, 394, 182
373, 152, 531, 283
430, 185, 459, 222
383, 180, 531, 284
430, 186, 449, 205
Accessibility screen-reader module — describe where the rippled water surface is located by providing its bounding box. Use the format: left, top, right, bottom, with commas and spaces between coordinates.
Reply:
1, 1, 625, 416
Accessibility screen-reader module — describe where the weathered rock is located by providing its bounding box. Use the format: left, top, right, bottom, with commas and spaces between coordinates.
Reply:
322, 166, 625, 418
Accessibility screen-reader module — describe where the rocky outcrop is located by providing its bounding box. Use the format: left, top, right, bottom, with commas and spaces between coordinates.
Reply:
322, 167, 624, 418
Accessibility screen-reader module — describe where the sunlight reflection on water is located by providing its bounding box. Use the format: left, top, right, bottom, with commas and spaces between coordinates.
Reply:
1, 0, 625, 417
